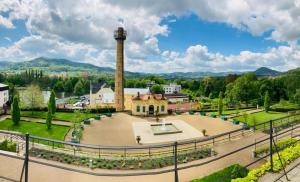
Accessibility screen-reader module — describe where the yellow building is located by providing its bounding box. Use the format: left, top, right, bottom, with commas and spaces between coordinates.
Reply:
131, 93, 168, 116
124, 88, 149, 111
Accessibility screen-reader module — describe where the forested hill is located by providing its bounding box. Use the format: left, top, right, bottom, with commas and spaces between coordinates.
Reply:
0, 57, 287, 78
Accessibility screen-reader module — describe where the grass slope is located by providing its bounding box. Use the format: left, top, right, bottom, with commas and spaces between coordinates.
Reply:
0, 119, 70, 140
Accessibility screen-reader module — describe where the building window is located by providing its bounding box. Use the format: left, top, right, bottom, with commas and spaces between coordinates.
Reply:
143, 106, 146, 112
157, 106, 159, 112
161, 105, 165, 112
137, 106, 140, 112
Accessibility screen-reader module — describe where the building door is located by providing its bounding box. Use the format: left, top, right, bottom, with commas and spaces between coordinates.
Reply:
149, 105, 154, 115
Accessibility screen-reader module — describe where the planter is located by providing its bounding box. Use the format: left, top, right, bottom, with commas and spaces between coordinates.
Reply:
210, 114, 217, 118
233, 120, 240, 125
71, 138, 79, 143
83, 120, 91, 125
105, 113, 112, 117
189, 111, 195, 115
221, 115, 227, 120
242, 124, 250, 130
94, 115, 101, 120
176, 111, 181, 115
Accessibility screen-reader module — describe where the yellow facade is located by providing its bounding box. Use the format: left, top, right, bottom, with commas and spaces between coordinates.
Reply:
131, 95, 168, 116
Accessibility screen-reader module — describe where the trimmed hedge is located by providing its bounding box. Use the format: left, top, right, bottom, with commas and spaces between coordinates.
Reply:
30, 147, 213, 170
190, 164, 248, 182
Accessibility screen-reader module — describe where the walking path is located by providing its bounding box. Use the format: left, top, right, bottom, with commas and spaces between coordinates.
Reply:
0, 130, 268, 182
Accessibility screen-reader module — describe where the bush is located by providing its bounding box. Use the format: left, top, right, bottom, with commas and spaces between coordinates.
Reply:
256, 138, 297, 156
233, 142, 300, 182
0, 140, 17, 152
190, 164, 248, 182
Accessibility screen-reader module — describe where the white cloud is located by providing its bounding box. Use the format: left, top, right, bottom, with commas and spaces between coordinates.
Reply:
0, 15, 14, 28
0, 0, 300, 73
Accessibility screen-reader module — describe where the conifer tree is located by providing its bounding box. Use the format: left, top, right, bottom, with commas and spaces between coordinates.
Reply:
264, 91, 271, 112
49, 90, 56, 115
11, 96, 20, 125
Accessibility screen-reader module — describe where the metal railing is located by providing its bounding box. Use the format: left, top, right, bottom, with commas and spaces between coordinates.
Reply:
0, 113, 300, 182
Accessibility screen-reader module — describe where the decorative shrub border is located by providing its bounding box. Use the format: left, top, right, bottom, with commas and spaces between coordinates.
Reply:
255, 138, 297, 156
29, 147, 215, 170
190, 164, 248, 182
232, 141, 300, 182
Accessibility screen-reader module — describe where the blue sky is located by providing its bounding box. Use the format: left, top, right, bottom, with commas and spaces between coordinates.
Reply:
0, 0, 299, 73
159, 15, 286, 55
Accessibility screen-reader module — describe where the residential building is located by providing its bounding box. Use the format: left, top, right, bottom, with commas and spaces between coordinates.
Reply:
0, 83, 9, 114
89, 82, 114, 108
163, 83, 181, 94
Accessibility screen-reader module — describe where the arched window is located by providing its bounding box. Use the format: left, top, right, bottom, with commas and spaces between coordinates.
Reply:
137, 106, 140, 112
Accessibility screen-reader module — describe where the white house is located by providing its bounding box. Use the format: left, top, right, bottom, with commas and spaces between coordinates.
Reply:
89, 82, 114, 108
163, 83, 181, 94
0, 83, 9, 113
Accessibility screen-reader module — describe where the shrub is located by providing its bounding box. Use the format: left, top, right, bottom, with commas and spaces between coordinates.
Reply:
256, 138, 297, 156
190, 164, 248, 182
0, 140, 17, 152
233, 142, 300, 182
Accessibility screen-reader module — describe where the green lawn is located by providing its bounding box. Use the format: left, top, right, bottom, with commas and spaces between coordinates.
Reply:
207, 108, 254, 116
234, 111, 288, 126
0, 119, 70, 140
20, 111, 96, 122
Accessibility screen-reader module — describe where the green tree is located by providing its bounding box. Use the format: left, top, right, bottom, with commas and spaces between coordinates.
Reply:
229, 73, 259, 106
21, 84, 44, 115
11, 96, 20, 126
64, 80, 73, 93
49, 90, 56, 115
46, 103, 52, 130
53, 81, 64, 92
150, 84, 164, 94
264, 91, 271, 112
74, 80, 85, 96
294, 89, 300, 105
218, 91, 224, 115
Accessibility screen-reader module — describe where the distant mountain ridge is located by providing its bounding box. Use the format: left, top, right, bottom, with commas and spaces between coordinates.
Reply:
0, 57, 285, 78
253, 67, 281, 76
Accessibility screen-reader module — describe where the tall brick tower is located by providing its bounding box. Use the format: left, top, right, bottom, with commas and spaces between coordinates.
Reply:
114, 27, 126, 111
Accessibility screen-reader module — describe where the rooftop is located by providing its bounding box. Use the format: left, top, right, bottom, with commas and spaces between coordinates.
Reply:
124, 88, 149, 95
132, 93, 166, 101
0, 83, 8, 88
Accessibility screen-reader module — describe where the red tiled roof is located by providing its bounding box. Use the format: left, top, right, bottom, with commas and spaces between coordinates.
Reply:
132, 94, 166, 101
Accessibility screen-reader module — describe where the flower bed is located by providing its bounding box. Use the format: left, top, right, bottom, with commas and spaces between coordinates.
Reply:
29, 147, 214, 170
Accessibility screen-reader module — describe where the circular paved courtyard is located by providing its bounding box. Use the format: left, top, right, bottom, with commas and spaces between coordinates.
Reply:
79, 112, 241, 146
